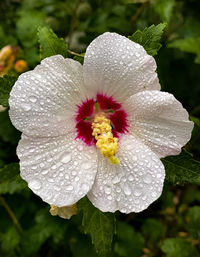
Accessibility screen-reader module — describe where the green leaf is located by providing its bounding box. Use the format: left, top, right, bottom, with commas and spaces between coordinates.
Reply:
16, 11, 46, 48
190, 116, 200, 128
70, 236, 99, 257
168, 37, 200, 64
0, 111, 20, 144
0, 163, 27, 194
38, 27, 68, 59
22, 208, 68, 255
162, 150, 200, 185
0, 226, 20, 254
114, 221, 144, 257
78, 197, 115, 257
142, 219, 166, 244
161, 238, 200, 257
185, 206, 200, 239
0, 26, 17, 48
153, 0, 175, 22
0, 75, 17, 107
182, 188, 200, 205
73, 55, 84, 64
128, 23, 167, 56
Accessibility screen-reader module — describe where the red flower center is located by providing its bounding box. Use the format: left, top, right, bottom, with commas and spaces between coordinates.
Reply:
75, 94, 128, 145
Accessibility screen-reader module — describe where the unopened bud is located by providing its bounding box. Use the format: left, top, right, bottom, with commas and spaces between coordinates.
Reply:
0, 45, 19, 77
0, 45, 13, 62
76, 2, 92, 21
14, 60, 28, 73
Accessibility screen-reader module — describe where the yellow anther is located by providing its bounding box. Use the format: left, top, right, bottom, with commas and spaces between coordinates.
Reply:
92, 113, 120, 165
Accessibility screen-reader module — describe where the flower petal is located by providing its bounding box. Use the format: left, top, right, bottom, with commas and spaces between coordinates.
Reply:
87, 134, 165, 213
9, 55, 86, 137
124, 90, 193, 158
17, 132, 97, 206
83, 32, 160, 101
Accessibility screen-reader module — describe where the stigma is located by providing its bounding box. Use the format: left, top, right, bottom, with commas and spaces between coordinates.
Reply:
92, 113, 120, 165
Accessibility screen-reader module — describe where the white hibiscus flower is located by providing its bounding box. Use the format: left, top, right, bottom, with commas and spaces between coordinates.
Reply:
9, 32, 193, 213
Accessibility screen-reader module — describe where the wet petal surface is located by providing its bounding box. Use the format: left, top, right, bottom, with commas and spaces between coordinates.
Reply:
83, 32, 160, 101
17, 132, 97, 206
9, 55, 86, 137
88, 134, 165, 213
124, 90, 193, 158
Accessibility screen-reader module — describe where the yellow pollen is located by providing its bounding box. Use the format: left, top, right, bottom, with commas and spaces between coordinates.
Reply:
92, 113, 120, 165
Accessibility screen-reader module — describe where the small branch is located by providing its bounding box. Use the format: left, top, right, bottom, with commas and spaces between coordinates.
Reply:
67, 49, 84, 57
131, 2, 148, 27
0, 194, 23, 235
190, 105, 200, 116
67, 0, 81, 46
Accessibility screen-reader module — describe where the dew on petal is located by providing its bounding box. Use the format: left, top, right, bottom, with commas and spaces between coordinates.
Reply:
22, 103, 31, 111
29, 96, 37, 103
123, 184, 131, 196
60, 152, 72, 163
143, 174, 152, 184
66, 185, 73, 191
29, 179, 41, 190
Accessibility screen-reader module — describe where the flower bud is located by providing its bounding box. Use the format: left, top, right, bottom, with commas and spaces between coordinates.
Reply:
0, 45, 13, 63
76, 2, 92, 21
0, 45, 19, 76
14, 60, 28, 73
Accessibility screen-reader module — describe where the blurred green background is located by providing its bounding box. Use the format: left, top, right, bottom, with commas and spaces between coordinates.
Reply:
0, 0, 200, 256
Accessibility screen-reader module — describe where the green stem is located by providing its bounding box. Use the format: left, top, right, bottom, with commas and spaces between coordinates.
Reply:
131, 2, 148, 27
67, 49, 84, 57
0, 194, 23, 235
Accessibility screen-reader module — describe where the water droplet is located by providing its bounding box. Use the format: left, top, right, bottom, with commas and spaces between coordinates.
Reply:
143, 174, 152, 184
116, 187, 121, 193
142, 195, 147, 201
82, 184, 89, 191
128, 175, 134, 181
60, 152, 71, 164
157, 173, 162, 179
29, 179, 41, 190
22, 103, 31, 111
132, 156, 138, 161
72, 170, 77, 176
105, 186, 111, 195
116, 196, 121, 202
75, 176, 80, 182
65, 174, 69, 179
30, 96, 37, 103
124, 184, 131, 196
112, 176, 120, 184
107, 195, 112, 200
78, 145, 83, 151
54, 186, 60, 191
134, 189, 142, 197
81, 162, 92, 170
66, 185, 73, 191
42, 170, 48, 175
152, 192, 157, 197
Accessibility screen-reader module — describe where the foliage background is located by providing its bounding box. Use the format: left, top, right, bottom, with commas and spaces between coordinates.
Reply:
0, 0, 200, 256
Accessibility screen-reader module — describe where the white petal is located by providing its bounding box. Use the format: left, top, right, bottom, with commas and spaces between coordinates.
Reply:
87, 134, 165, 213
9, 55, 86, 137
83, 32, 160, 101
17, 132, 97, 207
124, 90, 193, 158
